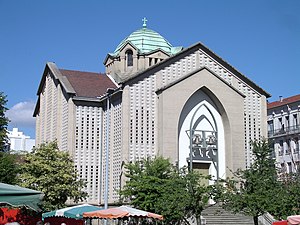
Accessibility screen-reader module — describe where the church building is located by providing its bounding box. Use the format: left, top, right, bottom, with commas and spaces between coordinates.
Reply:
34, 19, 270, 205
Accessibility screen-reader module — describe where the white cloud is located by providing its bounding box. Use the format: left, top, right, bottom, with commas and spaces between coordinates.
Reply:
6, 101, 36, 128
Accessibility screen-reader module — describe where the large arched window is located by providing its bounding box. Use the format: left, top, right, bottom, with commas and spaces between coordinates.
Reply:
126, 50, 133, 67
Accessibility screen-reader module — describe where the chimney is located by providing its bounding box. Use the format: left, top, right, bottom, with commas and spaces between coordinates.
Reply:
279, 96, 283, 102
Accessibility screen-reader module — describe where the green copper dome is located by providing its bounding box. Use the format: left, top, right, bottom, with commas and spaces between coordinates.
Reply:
114, 26, 181, 56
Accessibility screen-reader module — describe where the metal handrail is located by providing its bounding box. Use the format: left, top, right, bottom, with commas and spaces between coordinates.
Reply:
259, 213, 275, 225
268, 124, 300, 138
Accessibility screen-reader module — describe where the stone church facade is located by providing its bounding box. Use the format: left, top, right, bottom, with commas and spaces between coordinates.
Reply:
34, 21, 270, 205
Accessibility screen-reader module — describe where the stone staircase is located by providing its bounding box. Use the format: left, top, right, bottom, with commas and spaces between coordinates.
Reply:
201, 204, 254, 225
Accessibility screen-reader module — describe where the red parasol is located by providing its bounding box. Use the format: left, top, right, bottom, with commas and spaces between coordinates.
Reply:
83, 205, 163, 220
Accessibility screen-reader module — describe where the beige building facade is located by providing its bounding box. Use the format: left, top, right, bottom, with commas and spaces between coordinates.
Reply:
267, 95, 300, 174
34, 22, 270, 205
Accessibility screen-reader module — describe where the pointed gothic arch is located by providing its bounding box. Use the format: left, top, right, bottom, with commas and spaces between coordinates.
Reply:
178, 86, 229, 180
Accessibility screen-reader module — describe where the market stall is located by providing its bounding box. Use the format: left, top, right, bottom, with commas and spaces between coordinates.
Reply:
42, 204, 103, 225
0, 182, 44, 224
0, 182, 43, 211
273, 215, 300, 225
83, 205, 163, 224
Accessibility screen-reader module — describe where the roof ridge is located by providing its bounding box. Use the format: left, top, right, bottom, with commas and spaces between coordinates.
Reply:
59, 68, 106, 75
268, 94, 300, 104
268, 94, 300, 109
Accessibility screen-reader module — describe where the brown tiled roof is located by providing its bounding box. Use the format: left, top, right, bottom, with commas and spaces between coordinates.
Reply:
268, 94, 300, 109
59, 69, 117, 98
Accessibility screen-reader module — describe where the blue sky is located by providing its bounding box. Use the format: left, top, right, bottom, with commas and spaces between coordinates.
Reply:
0, 0, 299, 138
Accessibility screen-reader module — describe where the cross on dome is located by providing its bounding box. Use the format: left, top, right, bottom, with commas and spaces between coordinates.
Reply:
142, 17, 148, 28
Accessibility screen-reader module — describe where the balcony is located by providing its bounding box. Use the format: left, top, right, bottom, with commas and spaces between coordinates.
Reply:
268, 124, 300, 138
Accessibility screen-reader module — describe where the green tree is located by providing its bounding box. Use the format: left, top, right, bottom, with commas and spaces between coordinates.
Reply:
120, 157, 178, 218
183, 170, 213, 225
221, 140, 280, 225
18, 141, 87, 211
269, 171, 300, 220
0, 92, 9, 151
120, 156, 213, 225
0, 152, 19, 184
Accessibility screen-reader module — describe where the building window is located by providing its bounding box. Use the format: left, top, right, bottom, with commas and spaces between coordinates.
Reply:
149, 58, 152, 67
293, 114, 298, 127
281, 163, 286, 173
294, 137, 299, 153
285, 116, 290, 130
288, 162, 292, 173
296, 161, 300, 172
279, 140, 284, 156
268, 120, 274, 136
126, 50, 133, 67
286, 139, 291, 155
278, 117, 283, 130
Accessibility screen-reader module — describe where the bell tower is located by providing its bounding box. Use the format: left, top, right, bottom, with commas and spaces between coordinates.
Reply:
103, 18, 183, 83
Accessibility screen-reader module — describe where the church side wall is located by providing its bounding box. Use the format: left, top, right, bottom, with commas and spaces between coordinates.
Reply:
100, 97, 123, 204
127, 76, 157, 162
111, 100, 122, 202
121, 86, 130, 162
35, 72, 106, 204
260, 95, 268, 139
74, 104, 103, 204
35, 113, 40, 145
35, 72, 69, 151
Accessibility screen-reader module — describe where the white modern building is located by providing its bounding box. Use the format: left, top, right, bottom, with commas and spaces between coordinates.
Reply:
7, 128, 35, 152
34, 20, 270, 205
267, 95, 300, 174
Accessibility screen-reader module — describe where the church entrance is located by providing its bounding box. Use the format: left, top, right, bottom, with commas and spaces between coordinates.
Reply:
191, 162, 210, 185
178, 89, 226, 181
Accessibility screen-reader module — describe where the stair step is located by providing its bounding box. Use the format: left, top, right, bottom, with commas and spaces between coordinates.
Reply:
202, 204, 254, 225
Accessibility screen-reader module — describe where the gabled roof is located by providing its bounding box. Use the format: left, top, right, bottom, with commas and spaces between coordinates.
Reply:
59, 69, 116, 98
34, 62, 117, 116
36, 62, 117, 98
36, 62, 76, 96
121, 42, 271, 98
103, 41, 138, 65
156, 67, 246, 98
268, 94, 300, 109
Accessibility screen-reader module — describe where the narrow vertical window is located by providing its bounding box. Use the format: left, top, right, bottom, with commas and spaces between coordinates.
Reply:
267, 120, 274, 136
293, 114, 298, 127
286, 139, 291, 154
279, 140, 284, 156
294, 137, 299, 153
279, 118, 284, 131
288, 162, 292, 173
285, 115, 290, 130
126, 50, 133, 67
